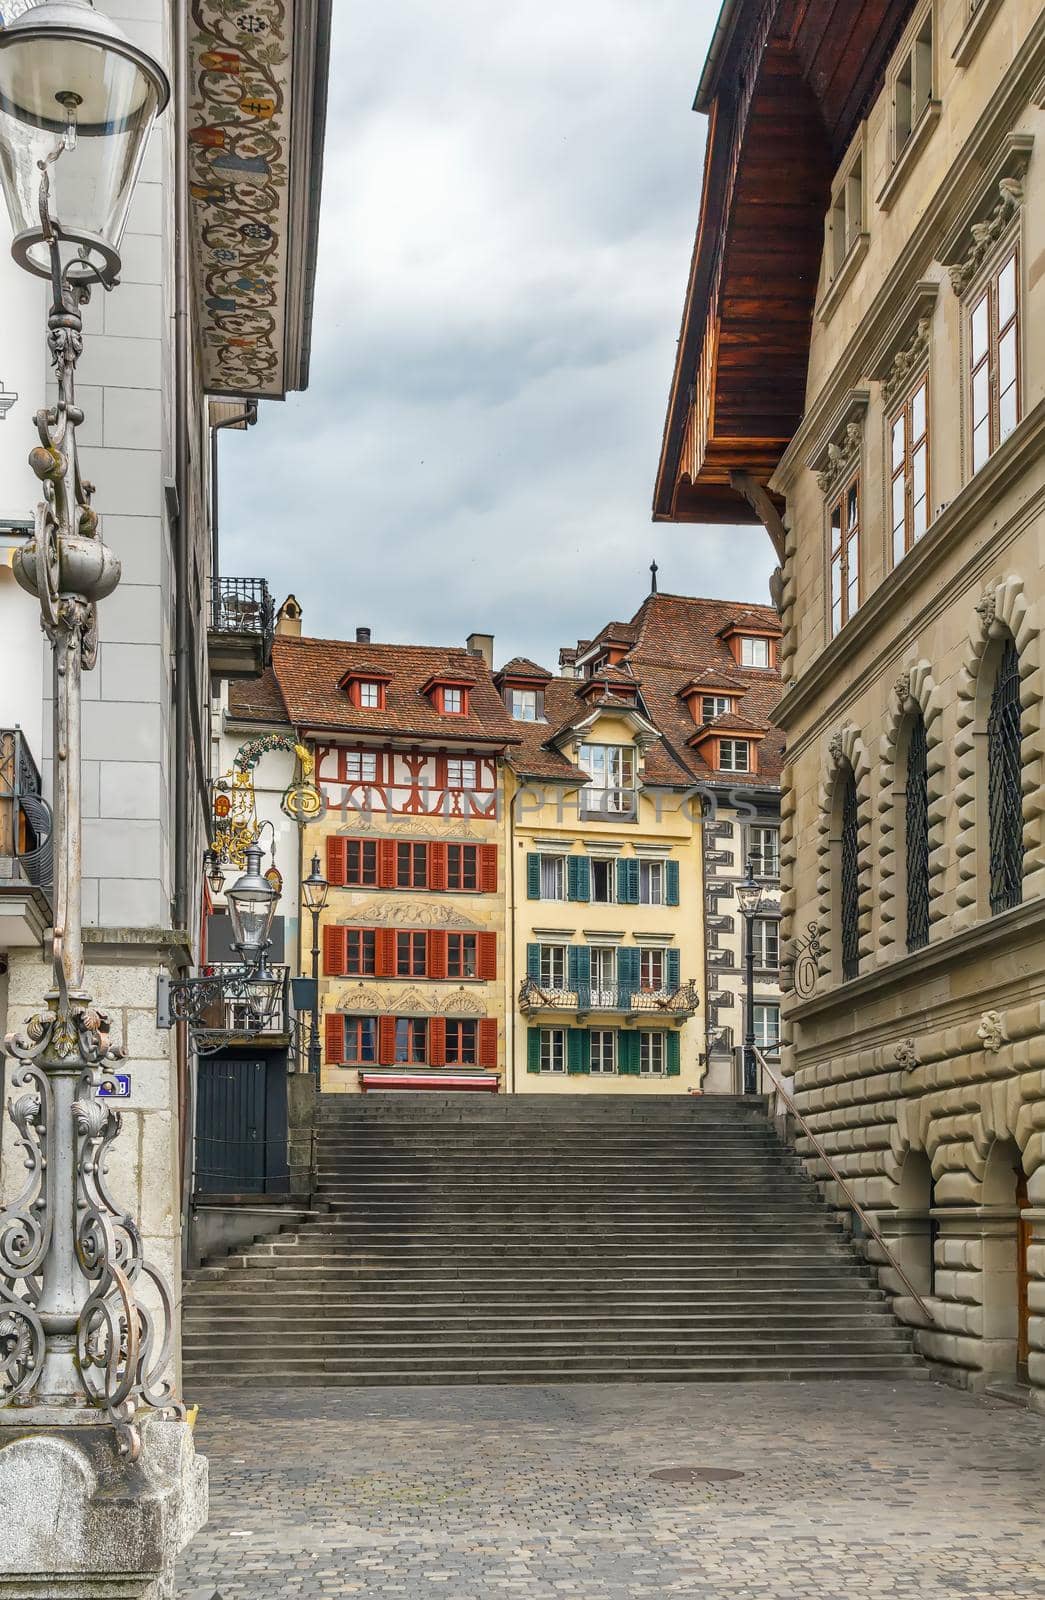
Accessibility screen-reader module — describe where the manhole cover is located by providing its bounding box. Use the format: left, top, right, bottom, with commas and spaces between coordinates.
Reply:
650, 1466, 744, 1483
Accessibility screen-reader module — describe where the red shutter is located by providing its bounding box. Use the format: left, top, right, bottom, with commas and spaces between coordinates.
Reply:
479, 844, 497, 893
478, 1018, 497, 1069
428, 1017, 446, 1067
477, 932, 497, 981
375, 927, 396, 978
429, 842, 448, 890
324, 1012, 343, 1064
326, 835, 347, 886
322, 925, 347, 976
377, 1014, 396, 1066
378, 838, 396, 888
428, 930, 448, 980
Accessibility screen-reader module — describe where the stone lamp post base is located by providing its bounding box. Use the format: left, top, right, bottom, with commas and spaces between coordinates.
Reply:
0, 1416, 207, 1598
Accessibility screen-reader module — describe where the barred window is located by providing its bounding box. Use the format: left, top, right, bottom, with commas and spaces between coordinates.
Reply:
988, 636, 1024, 915
840, 766, 860, 981
905, 713, 930, 952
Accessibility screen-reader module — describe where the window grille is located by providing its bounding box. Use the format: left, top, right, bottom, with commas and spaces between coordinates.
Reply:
988, 636, 1024, 915
905, 714, 930, 951
840, 766, 860, 980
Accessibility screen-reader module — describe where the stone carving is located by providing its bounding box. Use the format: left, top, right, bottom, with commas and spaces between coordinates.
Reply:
973, 591, 997, 628
949, 177, 1024, 296
443, 987, 487, 1016
976, 1010, 1006, 1053
883, 316, 931, 406
336, 984, 385, 1014
893, 671, 912, 712
816, 421, 863, 495
828, 730, 845, 766
894, 1038, 920, 1072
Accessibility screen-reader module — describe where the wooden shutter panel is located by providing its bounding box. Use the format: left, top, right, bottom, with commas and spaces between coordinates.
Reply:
326, 835, 347, 886
322, 925, 347, 976
434, 754, 448, 788
477, 932, 497, 981
324, 1012, 344, 1064
428, 930, 448, 980
616, 857, 630, 904
479, 844, 498, 893
527, 1028, 542, 1073
665, 859, 680, 906
666, 1032, 681, 1076
429, 1017, 447, 1066
617, 947, 639, 998
375, 927, 396, 978
378, 1014, 396, 1066
429, 842, 448, 891
567, 945, 590, 994
526, 943, 541, 980
567, 1028, 588, 1074
567, 855, 589, 902
526, 853, 541, 899
478, 1017, 497, 1068
378, 838, 397, 888
626, 857, 640, 903
665, 948, 681, 992
618, 1031, 639, 1075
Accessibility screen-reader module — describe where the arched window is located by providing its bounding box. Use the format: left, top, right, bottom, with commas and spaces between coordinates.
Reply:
988, 636, 1023, 915
905, 713, 929, 952
840, 765, 860, 980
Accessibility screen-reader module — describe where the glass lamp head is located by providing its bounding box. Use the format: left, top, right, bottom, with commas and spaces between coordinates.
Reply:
226, 844, 279, 961
301, 853, 329, 915
0, 1, 171, 284
736, 855, 764, 919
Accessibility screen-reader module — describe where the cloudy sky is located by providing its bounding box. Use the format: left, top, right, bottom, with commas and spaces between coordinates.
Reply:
219, 0, 776, 670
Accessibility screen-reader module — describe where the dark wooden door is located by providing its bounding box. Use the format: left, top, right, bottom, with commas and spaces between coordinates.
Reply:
196, 1057, 267, 1194
1016, 1163, 1030, 1384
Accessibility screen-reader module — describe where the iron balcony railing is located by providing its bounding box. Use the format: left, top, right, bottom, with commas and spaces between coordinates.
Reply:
0, 727, 51, 893
197, 962, 291, 1042
209, 577, 275, 645
519, 977, 699, 1017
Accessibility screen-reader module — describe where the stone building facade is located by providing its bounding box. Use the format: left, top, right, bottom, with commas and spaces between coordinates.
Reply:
656, 0, 1045, 1406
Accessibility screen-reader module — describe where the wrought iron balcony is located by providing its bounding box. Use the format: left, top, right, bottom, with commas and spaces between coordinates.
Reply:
208, 576, 275, 679
519, 976, 699, 1018
157, 962, 291, 1054
0, 728, 52, 946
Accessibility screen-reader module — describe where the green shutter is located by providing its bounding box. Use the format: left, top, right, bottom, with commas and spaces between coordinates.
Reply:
665, 859, 680, 906
618, 1032, 639, 1075
567, 945, 591, 998
666, 1032, 681, 1076
526, 943, 541, 979
568, 855, 591, 902
617, 947, 639, 1001
526, 853, 541, 899
567, 1028, 589, 1074
626, 857, 640, 904
527, 1028, 542, 1073
616, 857, 630, 903
665, 948, 681, 992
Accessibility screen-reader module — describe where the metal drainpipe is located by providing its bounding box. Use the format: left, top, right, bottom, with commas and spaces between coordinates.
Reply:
506, 765, 516, 1094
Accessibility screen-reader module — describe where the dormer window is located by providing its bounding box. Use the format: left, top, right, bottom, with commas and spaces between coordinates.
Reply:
443, 687, 464, 715
703, 694, 734, 721
339, 668, 391, 710
739, 638, 769, 669
509, 688, 544, 722
358, 680, 382, 709
423, 675, 474, 716
719, 739, 751, 772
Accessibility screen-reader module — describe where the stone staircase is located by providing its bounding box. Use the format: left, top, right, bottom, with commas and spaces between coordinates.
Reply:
182, 1094, 921, 1386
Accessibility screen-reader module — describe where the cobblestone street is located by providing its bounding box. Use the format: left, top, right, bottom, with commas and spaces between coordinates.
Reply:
178, 1379, 1045, 1598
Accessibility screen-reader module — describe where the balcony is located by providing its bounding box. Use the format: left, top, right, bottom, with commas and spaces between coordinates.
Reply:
0, 729, 52, 948
190, 963, 292, 1051
519, 976, 699, 1019
208, 578, 275, 680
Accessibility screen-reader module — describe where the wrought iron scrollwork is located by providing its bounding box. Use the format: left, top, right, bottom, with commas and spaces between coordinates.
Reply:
786, 922, 825, 999
0, 1062, 52, 1403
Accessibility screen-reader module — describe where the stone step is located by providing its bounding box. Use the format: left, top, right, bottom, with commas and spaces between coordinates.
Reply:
183, 1360, 924, 1388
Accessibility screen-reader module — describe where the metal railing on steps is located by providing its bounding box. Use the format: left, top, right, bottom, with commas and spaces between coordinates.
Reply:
754, 1046, 935, 1327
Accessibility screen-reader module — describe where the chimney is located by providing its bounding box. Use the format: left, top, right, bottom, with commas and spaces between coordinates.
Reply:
276, 594, 302, 638
356, 626, 371, 644
466, 631, 494, 670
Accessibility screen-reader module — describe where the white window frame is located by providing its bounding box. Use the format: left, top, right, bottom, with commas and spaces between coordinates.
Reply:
753, 1004, 781, 1054
639, 1031, 666, 1076
539, 854, 566, 901
750, 917, 779, 972
749, 825, 780, 880
540, 1027, 566, 1073
967, 241, 1021, 478
590, 945, 616, 1004
702, 694, 733, 720
589, 1029, 616, 1075
345, 751, 378, 782
739, 637, 770, 669
638, 860, 663, 905
591, 858, 616, 904
357, 681, 381, 709
719, 740, 751, 773
510, 688, 540, 721
639, 948, 664, 992
539, 943, 567, 991
579, 743, 636, 815
446, 757, 478, 790
443, 687, 464, 715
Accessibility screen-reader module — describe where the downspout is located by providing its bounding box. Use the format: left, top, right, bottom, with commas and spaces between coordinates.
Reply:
506, 765, 516, 1094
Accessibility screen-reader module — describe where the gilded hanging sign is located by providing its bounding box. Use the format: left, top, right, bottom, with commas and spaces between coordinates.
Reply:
188, 0, 294, 398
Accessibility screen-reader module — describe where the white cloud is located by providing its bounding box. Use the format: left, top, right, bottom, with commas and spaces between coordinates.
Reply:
219, 0, 776, 667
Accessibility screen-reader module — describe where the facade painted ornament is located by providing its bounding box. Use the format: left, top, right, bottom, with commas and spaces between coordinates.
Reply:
340, 899, 482, 931
949, 176, 1024, 296
977, 1010, 1007, 1053
893, 1037, 920, 1072
815, 420, 863, 495
882, 316, 931, 407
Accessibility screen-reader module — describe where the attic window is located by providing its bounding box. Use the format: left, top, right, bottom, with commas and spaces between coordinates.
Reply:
719, 739, 752, 773
358, 680, 382, 709
702, 694, 734, 721
739, 637, 770, 668
508, 688, 545, 721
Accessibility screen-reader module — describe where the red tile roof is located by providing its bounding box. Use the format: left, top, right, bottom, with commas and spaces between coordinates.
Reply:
228, 667, 291, 725
494, 657, 553, 684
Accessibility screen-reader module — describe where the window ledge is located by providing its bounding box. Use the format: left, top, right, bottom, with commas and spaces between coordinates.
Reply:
952, 0, 1003, 68
817, 233, 870, 326
876, 102, 942, 213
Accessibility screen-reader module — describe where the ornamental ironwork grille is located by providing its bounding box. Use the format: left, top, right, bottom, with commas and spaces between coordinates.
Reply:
840, 766, 860, 981
905, 714, 930, 952
988, 635, 1024, 915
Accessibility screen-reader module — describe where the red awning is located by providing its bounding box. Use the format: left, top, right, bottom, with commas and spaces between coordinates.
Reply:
357, 1073, 499, 1093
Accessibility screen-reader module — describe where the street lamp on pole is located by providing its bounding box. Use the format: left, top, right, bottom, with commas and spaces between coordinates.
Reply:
301, 853, 329, 1075
736, 853, 764, 1096
0, 0, 177, 1449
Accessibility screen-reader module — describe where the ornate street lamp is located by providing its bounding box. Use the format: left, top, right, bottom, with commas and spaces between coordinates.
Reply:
736, 854, 764, 1096
301, 852, 328, 1075
203, 846, 225, 899
0, 0, 177, 1454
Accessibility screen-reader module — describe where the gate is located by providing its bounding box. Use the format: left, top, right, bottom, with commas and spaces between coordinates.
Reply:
196, 1057, 267, 1194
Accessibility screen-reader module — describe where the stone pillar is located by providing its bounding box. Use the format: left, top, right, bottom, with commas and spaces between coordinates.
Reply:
287, 1068, 318, 1202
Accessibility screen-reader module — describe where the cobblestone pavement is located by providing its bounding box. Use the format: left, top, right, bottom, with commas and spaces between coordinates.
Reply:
178, 1379, 1045, 1598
